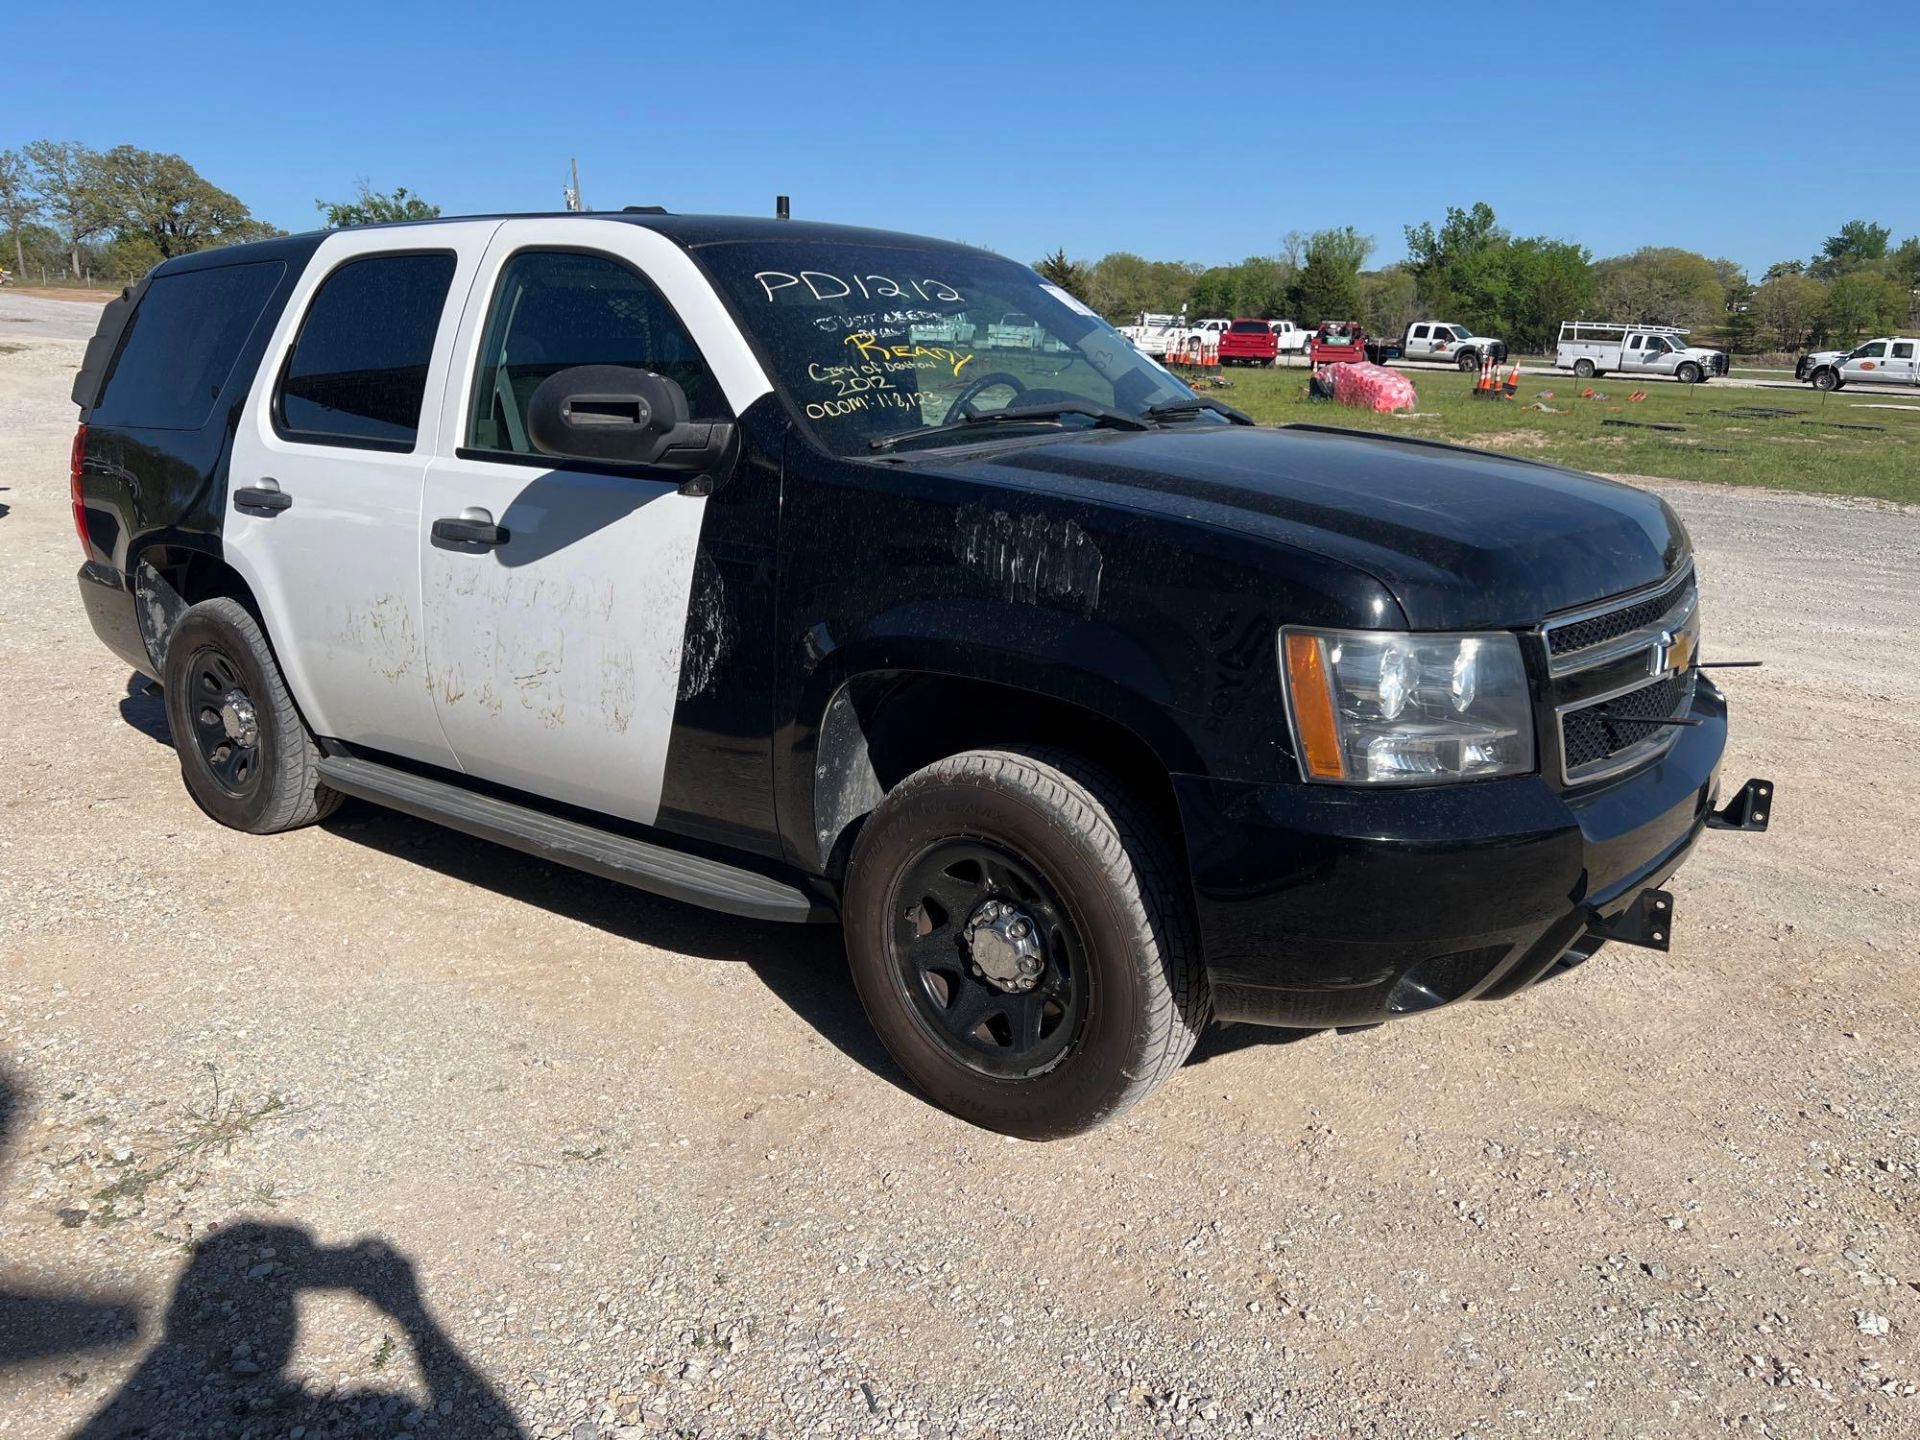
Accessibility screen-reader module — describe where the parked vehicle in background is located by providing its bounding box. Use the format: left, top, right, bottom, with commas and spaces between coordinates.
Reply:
1269, 320, 1310, 355
910, 315, 977, 348
986, 311, 1068, 352
1193, 318, 1232, 345
1555, 322, 1727, 383
1799, 336, 1919, 391
1117, 312, 1193, 358
1401, 321, 1507, 371
1308, 320, 1369, 365
1218, 318, 1280, 366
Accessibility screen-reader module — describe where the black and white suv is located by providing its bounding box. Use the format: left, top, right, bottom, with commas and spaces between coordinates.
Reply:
71, 211, 1772, 1137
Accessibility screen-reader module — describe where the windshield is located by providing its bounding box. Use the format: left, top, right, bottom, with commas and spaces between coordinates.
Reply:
692, 239, 1200, 454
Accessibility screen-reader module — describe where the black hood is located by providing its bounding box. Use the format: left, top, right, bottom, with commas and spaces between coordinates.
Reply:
907, 424, 1688, 629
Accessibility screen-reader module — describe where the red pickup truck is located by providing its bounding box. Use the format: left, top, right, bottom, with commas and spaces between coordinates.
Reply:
1217, 318, 1280, 367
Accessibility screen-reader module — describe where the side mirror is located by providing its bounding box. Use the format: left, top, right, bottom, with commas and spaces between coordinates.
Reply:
526, 365, 736, 489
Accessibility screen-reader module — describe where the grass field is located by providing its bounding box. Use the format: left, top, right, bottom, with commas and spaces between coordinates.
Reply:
1193, 365, 1920, 503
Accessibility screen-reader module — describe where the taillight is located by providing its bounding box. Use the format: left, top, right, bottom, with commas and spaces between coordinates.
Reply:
70, 423, 89, 554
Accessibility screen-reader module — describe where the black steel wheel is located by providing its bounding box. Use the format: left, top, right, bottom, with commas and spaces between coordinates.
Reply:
844, 748, 1208, 1139
888, 839, 1088, 1079
161, 598, 340, 833
183, 646, 264, 800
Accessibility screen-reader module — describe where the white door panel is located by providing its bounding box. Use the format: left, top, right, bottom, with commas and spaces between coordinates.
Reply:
419, 219, 773, 827
226, 223, 500, 766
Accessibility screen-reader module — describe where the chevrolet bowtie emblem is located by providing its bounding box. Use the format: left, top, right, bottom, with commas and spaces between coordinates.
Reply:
1652, 626, 1697, 677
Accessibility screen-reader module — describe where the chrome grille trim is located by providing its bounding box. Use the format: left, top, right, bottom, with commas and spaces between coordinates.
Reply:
1541, 564, 1696, 677
1554, 669, 1698, 786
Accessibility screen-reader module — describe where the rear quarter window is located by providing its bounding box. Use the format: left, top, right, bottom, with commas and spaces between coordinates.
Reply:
89, 260, 286, 431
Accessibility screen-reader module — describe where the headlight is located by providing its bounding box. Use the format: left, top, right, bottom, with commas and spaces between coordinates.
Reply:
1280, 628, 1535, 784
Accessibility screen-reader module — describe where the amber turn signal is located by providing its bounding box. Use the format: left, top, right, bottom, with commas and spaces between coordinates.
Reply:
1283, 632, 1347, 780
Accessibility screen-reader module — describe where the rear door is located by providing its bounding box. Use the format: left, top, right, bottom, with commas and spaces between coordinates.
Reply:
1886, 339, 1916, 385
417, 219, 772, 827
225, 224, 498, 765
1407, 323, 1431, 359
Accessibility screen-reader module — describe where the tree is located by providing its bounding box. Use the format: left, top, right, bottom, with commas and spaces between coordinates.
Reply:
1589, 247, 1726, 327
1812, 219, 1890, 280
24, 140, 116, 279
104, 146, 274, 259
316, 183, 440, 229
1034, 248, 1092, 302
1761, 259, 1806, 282
0, 148, 38, 276
1824, 272, 1909, 345
1403, 201, 1505, 319
1294, 227, 1371, 324
1357, 266, 1419, 340
1503, 237, 1593, 352
1190, 255, 1296, 318
1083, 251, 1201, 322
1752, 273, 1826, 351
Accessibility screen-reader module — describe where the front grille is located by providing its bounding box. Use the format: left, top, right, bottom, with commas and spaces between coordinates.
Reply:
1561, 672, 1694, 772
1545, 567, 1694, 660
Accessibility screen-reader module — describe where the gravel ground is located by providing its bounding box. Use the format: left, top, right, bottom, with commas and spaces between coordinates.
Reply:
2, 297, 1917, 1439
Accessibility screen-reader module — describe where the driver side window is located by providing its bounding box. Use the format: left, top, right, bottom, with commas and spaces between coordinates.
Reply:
1853, 342, 1887, 360
465, 249, 728, 457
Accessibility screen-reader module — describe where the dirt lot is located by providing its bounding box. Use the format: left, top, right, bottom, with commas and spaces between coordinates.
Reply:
2, 296, 1917, 1439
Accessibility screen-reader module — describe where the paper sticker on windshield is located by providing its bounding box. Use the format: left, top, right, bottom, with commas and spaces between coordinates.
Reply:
1042, 283, 1097, 318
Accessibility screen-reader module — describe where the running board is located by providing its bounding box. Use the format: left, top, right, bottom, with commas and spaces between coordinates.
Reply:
316, 755, 828, 924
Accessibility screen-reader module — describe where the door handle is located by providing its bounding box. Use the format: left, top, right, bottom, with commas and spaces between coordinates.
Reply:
233, 480, 292, 515
431, 508, 508, 548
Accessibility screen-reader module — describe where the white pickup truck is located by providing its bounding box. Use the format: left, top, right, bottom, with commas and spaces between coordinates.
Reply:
1797, 336, 1919, 391
1555, 322, 1727, 383
1117, 313, 1230, 358
1401, 321, 1507, 371
1268, 320, 1310, 355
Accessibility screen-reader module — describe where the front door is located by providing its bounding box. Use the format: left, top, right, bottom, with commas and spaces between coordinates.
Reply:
225, 223, 498, 766
418, 220, 773, 827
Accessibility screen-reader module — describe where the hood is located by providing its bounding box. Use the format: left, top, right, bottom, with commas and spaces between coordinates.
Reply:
909, 424, 1687, 630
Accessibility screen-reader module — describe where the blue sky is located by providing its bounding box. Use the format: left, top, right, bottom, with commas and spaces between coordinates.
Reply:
4, 1, 1914, 275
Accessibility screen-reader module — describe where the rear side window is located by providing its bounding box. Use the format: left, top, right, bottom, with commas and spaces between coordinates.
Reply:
465, 249, 727, 457
1894, 342, 1915, 360
90, 260, 285, 431
277, 252, 456, 449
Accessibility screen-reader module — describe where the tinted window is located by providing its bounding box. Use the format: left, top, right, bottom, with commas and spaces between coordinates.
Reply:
278, 252, 455, 448
466, 250, 727, 456
1228, 320, 1268, 333
91, 260, 285, 431
1894, 342, 1915, 360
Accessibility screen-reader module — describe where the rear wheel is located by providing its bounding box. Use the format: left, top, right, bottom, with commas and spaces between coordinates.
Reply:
161, 598, 340, 833
1573, 359, 1596, 379
843, 748, 1207, 1139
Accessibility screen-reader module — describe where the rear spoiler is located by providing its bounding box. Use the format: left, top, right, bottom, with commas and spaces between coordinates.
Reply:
70, 276, 150, 416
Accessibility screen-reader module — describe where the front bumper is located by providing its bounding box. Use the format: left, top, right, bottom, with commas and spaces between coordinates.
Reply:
1174, 679, 1743, 1027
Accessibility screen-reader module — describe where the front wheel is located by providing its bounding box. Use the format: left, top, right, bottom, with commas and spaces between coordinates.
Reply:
1573, 359, 1596, 379
1677, 362, 1702, 385
161, 598, 341, 833
1812, 367, 1841, 392
1456, 350, 1480, 372
843, 749, 1207, 1139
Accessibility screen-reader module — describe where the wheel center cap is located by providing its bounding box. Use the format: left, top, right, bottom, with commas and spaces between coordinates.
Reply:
219, 690, 258, 747
963, 899, 1044, 992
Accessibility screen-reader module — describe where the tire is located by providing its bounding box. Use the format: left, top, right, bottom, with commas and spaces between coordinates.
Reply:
161, 597, 341, 834
1573, 359, 1596, 379
1812, 367, 1841, 392
843, 747, 1208, 1139
1677, 362, 1702, 385
1456, 350, 1479, 372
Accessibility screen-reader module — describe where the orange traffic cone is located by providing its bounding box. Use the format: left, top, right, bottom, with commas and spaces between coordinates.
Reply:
1476, 355, 1493, 396
1503, 361, 1519, 398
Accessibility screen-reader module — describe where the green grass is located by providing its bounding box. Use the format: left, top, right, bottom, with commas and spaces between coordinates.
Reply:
1190, 365, 1920, 503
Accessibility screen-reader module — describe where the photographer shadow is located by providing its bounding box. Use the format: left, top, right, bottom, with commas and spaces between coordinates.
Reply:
73, 1221, 524, 1439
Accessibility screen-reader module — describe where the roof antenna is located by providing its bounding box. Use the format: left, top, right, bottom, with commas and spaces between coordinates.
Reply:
776, 194, 790, 221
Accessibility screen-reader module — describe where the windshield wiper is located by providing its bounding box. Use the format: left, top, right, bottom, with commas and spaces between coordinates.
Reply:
1146, 395, 1255, 426
869, 401, 1151, 453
